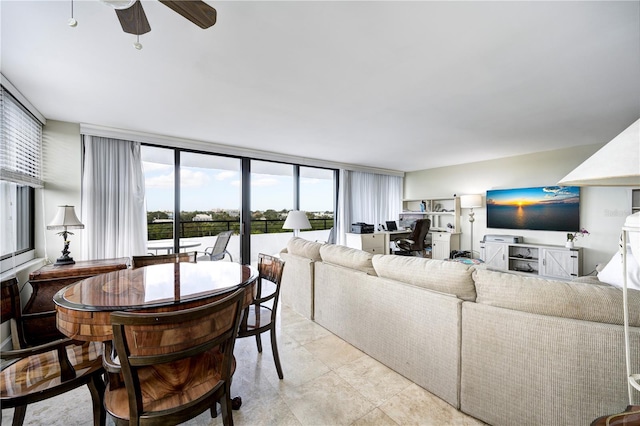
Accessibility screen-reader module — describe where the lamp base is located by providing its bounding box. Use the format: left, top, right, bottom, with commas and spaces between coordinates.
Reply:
54, 256, 76, 266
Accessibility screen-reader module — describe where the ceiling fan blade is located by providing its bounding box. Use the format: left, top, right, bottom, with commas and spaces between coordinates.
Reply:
159, 1, 217, 29
115, 0, 151, 35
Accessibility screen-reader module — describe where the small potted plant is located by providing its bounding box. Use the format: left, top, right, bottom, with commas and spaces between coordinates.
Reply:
566, 228, 589, 248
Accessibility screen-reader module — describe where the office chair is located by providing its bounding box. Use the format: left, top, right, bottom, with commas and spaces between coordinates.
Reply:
394, 219, 431, 257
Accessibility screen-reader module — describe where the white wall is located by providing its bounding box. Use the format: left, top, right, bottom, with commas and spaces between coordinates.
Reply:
39, 121, 83, 263
404, 144, 636, 274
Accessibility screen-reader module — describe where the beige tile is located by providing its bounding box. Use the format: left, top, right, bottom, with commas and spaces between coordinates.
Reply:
335, 355, 413, 406
282, 371, 376, 425
281, 316, 333, 346
379, 383, 484, 425
303, 333, 366, 370
352, 408, 400, 426
264, 343, 332, 388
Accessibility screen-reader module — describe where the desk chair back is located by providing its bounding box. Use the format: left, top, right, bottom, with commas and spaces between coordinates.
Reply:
105, 288, 245, 426
203, 231, 233, 261
395, 219, 431, 255
0, 277, 105, 426
132, 251, 197, 268
238, 253, 286, 379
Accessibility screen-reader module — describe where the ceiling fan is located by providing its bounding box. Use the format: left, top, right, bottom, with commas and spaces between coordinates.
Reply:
101, 0, 217, 35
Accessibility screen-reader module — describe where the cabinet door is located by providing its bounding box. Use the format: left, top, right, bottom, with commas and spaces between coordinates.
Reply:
431, 232, 450, 260
481, 242, 508, 269
541, 248, 579, 279
362, 233, 386, 254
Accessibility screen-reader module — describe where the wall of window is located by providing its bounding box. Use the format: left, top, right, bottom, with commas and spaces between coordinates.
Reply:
0, 84, 42, 274
141, 145, 336, 265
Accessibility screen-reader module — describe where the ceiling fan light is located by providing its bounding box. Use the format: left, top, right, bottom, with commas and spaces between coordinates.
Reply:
101, 0, 137, 10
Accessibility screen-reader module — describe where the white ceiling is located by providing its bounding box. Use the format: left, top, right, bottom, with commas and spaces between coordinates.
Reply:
2, 1, 639, 173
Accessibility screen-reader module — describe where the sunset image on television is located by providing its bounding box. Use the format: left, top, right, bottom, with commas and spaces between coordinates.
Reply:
486, 186, 580, 231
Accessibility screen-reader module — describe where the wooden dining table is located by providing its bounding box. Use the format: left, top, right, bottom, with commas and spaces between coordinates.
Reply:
53, 261, 258, 342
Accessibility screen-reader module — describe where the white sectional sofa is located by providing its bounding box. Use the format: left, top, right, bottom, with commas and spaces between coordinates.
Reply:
280, 237, 640, 426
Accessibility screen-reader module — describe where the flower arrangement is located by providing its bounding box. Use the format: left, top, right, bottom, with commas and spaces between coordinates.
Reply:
567, 228, 590, 242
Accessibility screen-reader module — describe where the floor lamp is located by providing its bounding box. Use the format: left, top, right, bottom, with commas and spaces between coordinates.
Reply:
460, 195, 482, 259
559, 118, 640, 416
283, 210, 311, 237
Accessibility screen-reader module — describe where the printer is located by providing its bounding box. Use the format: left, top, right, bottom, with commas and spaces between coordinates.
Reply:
351, 222, 375, 234
482, 234, 524, 243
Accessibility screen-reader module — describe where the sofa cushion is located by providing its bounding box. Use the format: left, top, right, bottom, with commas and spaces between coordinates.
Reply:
319, 244, 377, 276
473, 268, 640, 326
372, 255, 476, 301
286, 237, 323, 262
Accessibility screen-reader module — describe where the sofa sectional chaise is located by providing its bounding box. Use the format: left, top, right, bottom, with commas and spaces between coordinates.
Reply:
279, 237, 640, 426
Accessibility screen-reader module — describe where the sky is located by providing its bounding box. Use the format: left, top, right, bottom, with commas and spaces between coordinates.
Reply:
143, 162, 334, 212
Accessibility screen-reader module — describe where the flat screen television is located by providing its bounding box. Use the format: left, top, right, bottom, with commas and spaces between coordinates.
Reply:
486, 186, 580, 232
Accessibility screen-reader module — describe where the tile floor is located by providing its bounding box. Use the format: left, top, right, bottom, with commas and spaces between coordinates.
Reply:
1, 305, 485, 425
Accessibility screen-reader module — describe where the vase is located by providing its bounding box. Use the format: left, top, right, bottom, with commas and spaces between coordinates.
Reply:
565, 241, 574, 248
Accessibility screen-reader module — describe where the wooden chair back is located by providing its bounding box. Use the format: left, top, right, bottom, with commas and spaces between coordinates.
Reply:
0, 277, 105, 426
131, 251, 197, 268
1, 277, 27, 349
237, 253, 286, 379
108, 288, 245, 425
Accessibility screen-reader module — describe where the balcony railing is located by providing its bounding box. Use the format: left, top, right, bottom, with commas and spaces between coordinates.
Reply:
147, 218, 333, 241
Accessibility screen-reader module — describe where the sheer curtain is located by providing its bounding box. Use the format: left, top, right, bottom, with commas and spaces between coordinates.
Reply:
81, 135, 147, 259
336, 170, 403, 245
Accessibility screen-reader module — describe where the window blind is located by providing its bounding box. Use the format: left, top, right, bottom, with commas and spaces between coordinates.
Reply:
0, 86, 43, 188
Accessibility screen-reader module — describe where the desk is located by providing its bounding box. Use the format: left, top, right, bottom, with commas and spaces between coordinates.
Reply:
146, 241, 201, 255
379, 230, 412, 254
54, 262, 258, 342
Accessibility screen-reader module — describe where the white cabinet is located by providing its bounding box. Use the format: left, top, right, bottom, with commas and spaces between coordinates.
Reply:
481, 242, 508, 270
480, 241, 582, 280
401, 197, 460, 233
431, 232, 460, 261
540, 248, 581, 280
345, 233, 386, 255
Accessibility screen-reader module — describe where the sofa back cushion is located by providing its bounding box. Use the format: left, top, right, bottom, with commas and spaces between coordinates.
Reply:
319, 244, 377, 276
286, 237, 323, 262
473, 269, 640, 326
372, 255, 476, 301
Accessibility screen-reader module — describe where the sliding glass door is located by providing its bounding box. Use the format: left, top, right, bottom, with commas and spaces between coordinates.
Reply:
179, 152, 241, 261
249, 160, 293, 265
142, 145, 336, 264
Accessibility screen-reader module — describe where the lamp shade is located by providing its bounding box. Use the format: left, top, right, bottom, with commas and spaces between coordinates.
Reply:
283, 210, 311, 230
558, 118, 640, 186
47, 205, 84, 230
460, 194, 482, 209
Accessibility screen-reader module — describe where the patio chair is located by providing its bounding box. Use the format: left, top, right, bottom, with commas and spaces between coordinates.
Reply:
201, 231, 233, 262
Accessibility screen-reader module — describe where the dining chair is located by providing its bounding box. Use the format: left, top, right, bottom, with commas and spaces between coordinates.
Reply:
201, 231, 233, 261
0, 277, 105, 426
237, 253, 286, 379
131, 251, 197, 268
103, 288, 245, 426
394, 219, 431, 256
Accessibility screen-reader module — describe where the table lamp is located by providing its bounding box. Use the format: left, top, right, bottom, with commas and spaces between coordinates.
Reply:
283, 210, 311, 237
559, 118, 640, 412
460, 194, 483, 259
47, 205, 84, 265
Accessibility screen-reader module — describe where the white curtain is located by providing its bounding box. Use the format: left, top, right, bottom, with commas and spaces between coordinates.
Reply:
337, 170, 403, 245
81, 136, 147, 260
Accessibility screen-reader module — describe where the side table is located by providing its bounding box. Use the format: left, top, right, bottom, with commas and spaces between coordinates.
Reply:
25, 257, 129, 345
